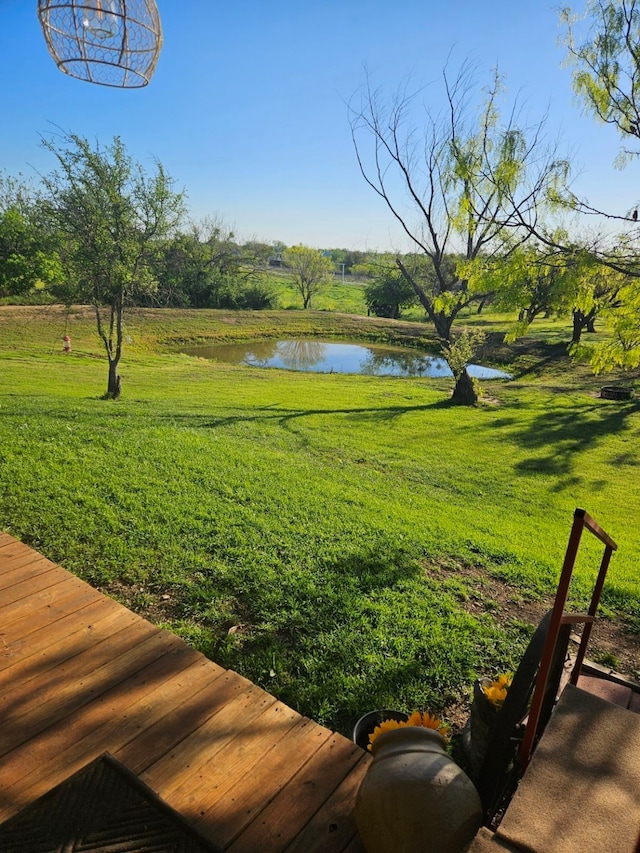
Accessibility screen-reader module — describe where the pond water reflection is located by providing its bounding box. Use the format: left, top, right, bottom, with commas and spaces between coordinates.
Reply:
182, 339, 512, 380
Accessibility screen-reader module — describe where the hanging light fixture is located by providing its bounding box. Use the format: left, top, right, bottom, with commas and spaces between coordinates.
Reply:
37, 1, 163, 88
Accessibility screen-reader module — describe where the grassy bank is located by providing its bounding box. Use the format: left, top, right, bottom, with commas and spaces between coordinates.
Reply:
1, 305, 638, 733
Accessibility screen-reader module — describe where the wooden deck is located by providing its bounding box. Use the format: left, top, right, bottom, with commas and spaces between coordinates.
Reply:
0, 533, 370, 852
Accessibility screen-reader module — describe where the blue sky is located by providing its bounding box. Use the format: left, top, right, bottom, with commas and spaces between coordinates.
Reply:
0, 1, 633, 250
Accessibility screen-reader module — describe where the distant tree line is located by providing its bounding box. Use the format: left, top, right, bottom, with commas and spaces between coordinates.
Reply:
1, 163, 378, 314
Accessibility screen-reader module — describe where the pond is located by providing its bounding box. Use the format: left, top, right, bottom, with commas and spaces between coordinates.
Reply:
182, 339, 512, 380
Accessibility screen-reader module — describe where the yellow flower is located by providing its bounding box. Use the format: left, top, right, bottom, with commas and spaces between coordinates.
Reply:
482, 672, 513, 708
368, 710, 450, 750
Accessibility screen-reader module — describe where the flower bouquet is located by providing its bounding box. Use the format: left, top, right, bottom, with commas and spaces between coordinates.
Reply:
462, 672, 513, 780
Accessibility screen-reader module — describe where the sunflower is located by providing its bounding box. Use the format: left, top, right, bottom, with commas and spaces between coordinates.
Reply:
368, 711, 450, 750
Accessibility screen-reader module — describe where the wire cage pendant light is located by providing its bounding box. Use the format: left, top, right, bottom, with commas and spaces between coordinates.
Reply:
37, 1, 163, 88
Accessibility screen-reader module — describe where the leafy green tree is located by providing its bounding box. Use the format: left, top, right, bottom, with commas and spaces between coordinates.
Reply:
463, 245, 576, 337
241, 240, 273, 268
443, 329, 486, 405
149, 232, 203, 307
324, 248, 368, 274
151, 219, 275, 309
568, 253, 626, 342
561, 1, 640, 163
0, 207, 63, 299
282, 245, 333, 309
0, 171, 36, 217
364, 266, 418, 318
350, 252, 394, 279
588, 272, 640, 370
41, 133, 185, 398
558, 1, 640, 368
153, 218, 238, 307
464, 242, 625, 348
0, 172, 63, 300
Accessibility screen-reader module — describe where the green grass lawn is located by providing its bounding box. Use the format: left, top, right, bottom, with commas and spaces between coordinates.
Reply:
0, 305, 638, 734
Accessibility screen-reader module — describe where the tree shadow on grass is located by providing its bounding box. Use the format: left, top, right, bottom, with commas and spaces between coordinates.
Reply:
208, 544, 499, 736
510, 399, 640, 477
479, 336, 576, 379
154, 399, 454, 431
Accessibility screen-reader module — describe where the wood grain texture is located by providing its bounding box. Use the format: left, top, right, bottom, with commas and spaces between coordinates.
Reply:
0, 534, 367, 852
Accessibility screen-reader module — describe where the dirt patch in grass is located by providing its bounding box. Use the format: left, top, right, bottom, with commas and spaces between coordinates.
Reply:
103, 581, 186, 625
428, 559, 640, 683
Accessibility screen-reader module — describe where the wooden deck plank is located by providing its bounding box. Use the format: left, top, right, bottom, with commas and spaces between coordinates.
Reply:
166, 702, 312, 828
0, 532, 19, 549
283, 755, 370, 853
161, 699, 303, 808
0, 632, 188, 791
0, 575, 103, 634
0, 574, 71, 625
0, 535, 368, 852
108, 657, 225, 762
193, 718, 333, 849
140, 680, 275, 794
0, 595, 123, 673
0, 613, 162, 757
0, 603, 140, 700
0, 602, 138, 700
0, 592, 120, 670
52, 655, 216, 772
0, 632, 195, 821
113, 666, 242, 775
0, 649, 214, 825
0, 568, 78, 608
0, 553, 57, 587
228, 733, 367, 853
0, 536, 47, 561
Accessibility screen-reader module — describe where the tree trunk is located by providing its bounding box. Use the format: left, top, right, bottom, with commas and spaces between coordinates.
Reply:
433, 312, 454, 343
95, 295, 124, 399
396, 258, 454, 343
572, 307, 597, 342
106, 358, 121, 400
451, 369, 478, 405
571, 310, 584, 344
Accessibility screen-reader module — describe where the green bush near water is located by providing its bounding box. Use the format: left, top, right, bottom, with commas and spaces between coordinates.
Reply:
0, 305, 638, 733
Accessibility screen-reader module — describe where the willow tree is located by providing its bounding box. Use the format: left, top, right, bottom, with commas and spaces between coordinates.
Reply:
350, 64, 567, 402
558, 1, 640, 369
350, 65, 567, 339
562, 1, 640, 161
42, 133, 185, 398
463, 239, 625, 347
